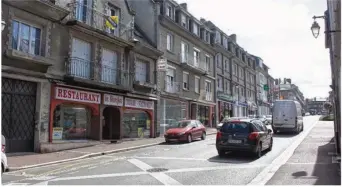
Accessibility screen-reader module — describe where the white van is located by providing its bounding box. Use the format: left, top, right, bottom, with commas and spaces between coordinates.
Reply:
272, 100, 304, 134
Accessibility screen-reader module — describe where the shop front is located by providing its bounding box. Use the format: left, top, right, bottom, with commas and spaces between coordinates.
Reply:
217, 91, 234, 121
247, 101, 258, 115
123, 97, 154, 139
238, 101, 248, 117
102, 94, 124, 140
190, 102, 214, 127
159, 97, 188, 135
49, 86, 101, 142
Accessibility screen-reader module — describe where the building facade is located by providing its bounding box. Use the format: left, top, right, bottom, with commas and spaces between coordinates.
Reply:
2, 0, 163, 153
277, 82, 305, 109
202, 21, 257, 121
267, 75, 275, 112
129, 0, 216, 134
305, 98, 327, 115
253, 56, 271, 115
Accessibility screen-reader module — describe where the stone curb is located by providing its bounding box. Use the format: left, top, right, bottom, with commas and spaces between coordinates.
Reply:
8, 131, 217, 172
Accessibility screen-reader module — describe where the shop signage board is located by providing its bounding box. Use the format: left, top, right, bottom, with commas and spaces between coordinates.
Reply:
55, 87, 101, 104
103, 94, 124, 106
217, 91, 234, 102
157, 58, 167, 72
52, 127, 63, 140
125, 98, 154, 110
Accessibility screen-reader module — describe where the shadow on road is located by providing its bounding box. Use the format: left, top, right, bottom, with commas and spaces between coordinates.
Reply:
273, 132, 297, 138
207, 152, 256, 164
290, 138, 340, 185
159, 139, 202, 145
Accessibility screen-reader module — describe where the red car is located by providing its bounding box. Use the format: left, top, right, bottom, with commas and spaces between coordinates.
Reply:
164, 120, 206, 143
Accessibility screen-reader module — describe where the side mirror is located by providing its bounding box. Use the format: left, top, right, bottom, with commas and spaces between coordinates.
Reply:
268, 129, 272, 134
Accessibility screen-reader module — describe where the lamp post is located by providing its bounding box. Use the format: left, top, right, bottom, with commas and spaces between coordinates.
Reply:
311, 15, 341, 38
2, 20, 5, 31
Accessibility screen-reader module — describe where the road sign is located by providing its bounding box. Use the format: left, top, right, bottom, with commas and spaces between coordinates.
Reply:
263, 84, 269, 91
157, 58, 167, 72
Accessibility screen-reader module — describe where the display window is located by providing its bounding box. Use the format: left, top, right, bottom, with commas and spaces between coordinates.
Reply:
123, 110, 151, 138
52, 104, 91, 141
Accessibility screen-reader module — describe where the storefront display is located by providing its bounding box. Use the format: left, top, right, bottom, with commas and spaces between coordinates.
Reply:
159, 98, 188, 135
49, 86, 101, 142
197, 105, 210, 126
123, 97, 154, 138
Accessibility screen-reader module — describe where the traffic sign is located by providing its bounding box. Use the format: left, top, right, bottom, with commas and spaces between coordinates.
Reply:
263, 84, 269, 91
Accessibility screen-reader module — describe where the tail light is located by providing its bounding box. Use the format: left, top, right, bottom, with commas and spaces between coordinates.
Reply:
216, 132, 222, 140
248, 132, 259, 140
2, 144, 5, 153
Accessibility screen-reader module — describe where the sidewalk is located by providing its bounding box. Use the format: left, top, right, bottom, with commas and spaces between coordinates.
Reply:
266, 121, 341, 185
7, 128, 217, 171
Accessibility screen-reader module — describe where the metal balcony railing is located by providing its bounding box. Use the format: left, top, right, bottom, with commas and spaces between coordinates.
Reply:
65, 57, 133, 88
179, 52, 209, 72
164, 80, 182, 94
66, 2, 133, 40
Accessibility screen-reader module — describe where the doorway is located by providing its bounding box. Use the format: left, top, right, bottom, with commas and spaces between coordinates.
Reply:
102, 107, 121, 140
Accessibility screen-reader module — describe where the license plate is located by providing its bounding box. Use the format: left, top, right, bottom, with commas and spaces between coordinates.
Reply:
169, 139, 178, 141
228, 139, 242, 144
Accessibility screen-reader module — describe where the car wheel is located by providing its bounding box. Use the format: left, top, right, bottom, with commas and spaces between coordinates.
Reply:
187, 134, 192, 143
165, 139, 170, 143
273, 129, 278, 134
255, 143, 262, 158
301, 124, 304, 131
201, 132, 206, 140
218, 150, 225, 157
267, 138, 273, 151
1, 163, 3, 174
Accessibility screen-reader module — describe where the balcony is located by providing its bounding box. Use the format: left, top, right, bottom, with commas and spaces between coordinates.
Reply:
3, 0, 69, 21
65, 2, 133, 42
179, 52, 209, 75
164, 80, 182, 94
65, 57, 133, 90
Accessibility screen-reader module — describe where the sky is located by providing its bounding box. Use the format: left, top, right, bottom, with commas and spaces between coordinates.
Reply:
175, 0, 331, 99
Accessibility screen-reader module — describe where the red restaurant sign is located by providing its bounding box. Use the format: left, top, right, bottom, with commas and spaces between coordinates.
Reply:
103, 94, 124, 106
55, 87, 101, 104
125, 98, 154, 110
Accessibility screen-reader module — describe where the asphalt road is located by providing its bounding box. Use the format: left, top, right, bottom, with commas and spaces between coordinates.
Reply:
2, 116, 321, 185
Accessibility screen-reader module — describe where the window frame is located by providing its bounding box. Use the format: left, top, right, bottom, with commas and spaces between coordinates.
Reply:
183, 71, 189, 90
135, 59, 149, 83
166, 33, 173, 51
195, 76, 200, 93
205, 54, 210, 71
11, 19, 43, 56
181, 13, 187, 28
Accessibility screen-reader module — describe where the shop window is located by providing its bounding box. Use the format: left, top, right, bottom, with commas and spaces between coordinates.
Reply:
53, 105, 91, 141
197, 105, 210, 126
123, 110, 150, 138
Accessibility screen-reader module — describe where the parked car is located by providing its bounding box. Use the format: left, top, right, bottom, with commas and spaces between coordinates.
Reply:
2, 135, 8, 174
305, 112, 311, 116
216, 120, 273, 158
217, 117, 249, 129
272, 100, 304, 134
265, 115, 272, 124
164, 120, 206, 143
160, 119, 178, 135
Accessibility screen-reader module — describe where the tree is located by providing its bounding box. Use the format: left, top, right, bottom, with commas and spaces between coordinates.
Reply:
323, 102, 333, 115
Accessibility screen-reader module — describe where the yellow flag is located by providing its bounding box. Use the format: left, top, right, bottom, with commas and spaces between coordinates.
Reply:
105, 16, 119, 30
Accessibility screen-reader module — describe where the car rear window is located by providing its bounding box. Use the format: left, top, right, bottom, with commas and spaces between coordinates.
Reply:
221, 122, 251, 133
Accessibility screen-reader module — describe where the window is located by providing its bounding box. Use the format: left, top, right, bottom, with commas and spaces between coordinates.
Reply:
235, 48, 239, 57
221, 122, 251, 133
166, 5, 172, 18
193, 23, 199, 35
205, 55, 210, 71
205, 81, 212, 100
215, 31, 221, 43
195, 77, 200, 93
135, 60, 148, 83
250, 74, 254, 83
240, 87, 244, 96
224, 60, 229, 72
225, 80, 230, 94
193, 49, 200, 67
217, 76, 222, 91
233, 64, 237, 75
240, 68, 244, 78
166, 34, 173, 51
206, 31, 210, 43
53, 105, 92, 140
223, 37, 228, 49
105, 5, 120, 36
247, 90, 251, 98
181, 14, 187, 28
181, 42, 188, 63
216, 53, 222, 68
183, 72, 189, 90
12, 20, 41, 55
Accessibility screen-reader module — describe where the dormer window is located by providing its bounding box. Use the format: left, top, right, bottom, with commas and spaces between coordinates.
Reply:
193, 22, 199, 36
166, 4, 173, 19
228, 42, 232, 52
206, 31, 210, 43
215, 30, 221, 44
181, 14, 187, 28
235, 48, 239, 57
223, 36, 228, 49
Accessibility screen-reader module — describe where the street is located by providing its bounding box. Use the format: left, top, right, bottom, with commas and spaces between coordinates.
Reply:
1, 116, 337, 185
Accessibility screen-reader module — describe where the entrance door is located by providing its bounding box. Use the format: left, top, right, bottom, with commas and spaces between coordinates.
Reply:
101, 48, 117, 84
71, 38, 91, 79
2, 78, 37, 152
102, 107, 121, 140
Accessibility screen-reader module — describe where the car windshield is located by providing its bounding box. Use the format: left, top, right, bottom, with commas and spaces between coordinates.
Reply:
177, 121, 192, 128
221, 122, 250, 133
266, 115, 272, 118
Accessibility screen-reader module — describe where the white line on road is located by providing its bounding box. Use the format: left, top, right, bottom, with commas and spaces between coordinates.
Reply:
128, 159, 181, 185
247, 120, 319, 185
134, 156, 250, 164
164, 164, 267, 173
50, 171, 147, 181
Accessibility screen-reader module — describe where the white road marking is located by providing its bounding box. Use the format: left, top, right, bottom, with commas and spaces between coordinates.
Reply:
128, 159, 181, 185
87, 166, 98, 170
50, 171, 147, 181
4, 183, 30, 185
32, 181, 49, 185
29, 176, 57, 181
247, 120, 319, 185
134, 156, 250, 164
164, 164, 267, 173
285, 162, 336, 165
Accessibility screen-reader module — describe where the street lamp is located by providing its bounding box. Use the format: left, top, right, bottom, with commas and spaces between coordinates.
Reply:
1, 20, 5, 31
311, 15, 341, 39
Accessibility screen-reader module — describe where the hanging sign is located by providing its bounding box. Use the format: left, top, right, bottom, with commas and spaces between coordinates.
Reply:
157, 58, 167, 71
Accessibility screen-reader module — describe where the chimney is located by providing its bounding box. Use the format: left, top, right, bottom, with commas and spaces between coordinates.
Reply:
200, 18, 206, 23
230, 34, 237, 42
180, 3, 187, 10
